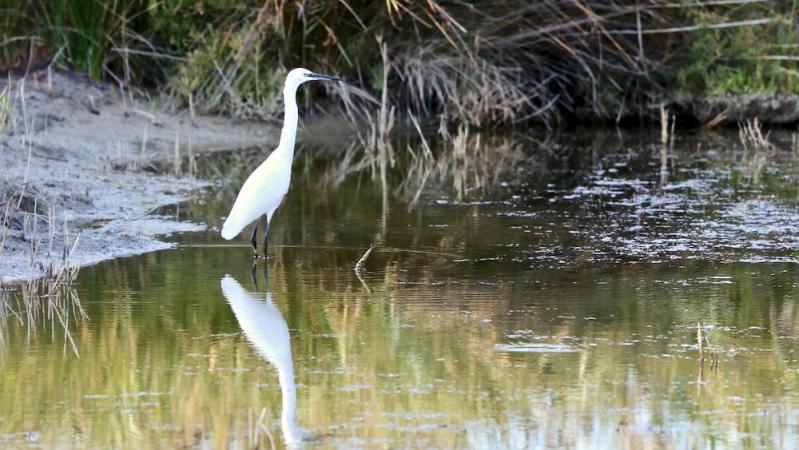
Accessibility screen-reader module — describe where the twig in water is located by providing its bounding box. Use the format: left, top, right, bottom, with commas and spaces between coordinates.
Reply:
0, 86, 9, 134
698, 322, 720, 372
354, 269, 372, 294
704, 328, 719, 372
354, 245, 374, 272
188, 137, 197, 177
697, 322, 704, 363
659, 104, 676, 148
173, 131, 181, 176
188, 93, 195, 123
138, 123, 148, 170
406, 112, 434, 210
251, 407, 276, 450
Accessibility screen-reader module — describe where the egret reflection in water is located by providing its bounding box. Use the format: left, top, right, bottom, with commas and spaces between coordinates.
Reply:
220, 270, 304, 447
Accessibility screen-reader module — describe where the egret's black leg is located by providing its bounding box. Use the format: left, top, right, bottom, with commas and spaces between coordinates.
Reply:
250, 260, 259, 290
250, 221, 259, 258
262, 215, 271, 257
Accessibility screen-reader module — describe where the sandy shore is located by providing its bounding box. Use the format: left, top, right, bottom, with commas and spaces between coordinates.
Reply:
0, 71, 273, 284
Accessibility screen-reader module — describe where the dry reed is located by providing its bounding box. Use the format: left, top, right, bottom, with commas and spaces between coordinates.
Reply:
738, 118, 773, 151
697, 322, 719, 373
4, 0, 791, 129
659, 105, 675, 148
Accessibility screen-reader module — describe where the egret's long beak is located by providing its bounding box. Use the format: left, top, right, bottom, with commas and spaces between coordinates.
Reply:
308, 72, 343, 82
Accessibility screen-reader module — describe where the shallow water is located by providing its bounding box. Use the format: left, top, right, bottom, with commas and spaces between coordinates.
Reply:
1, 128, 799, 449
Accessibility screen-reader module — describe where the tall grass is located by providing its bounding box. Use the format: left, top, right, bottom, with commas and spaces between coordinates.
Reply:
156, 0, 798, 125
163, 0, 654, 124
0, 1, 796, 125
1, 0, 168, 83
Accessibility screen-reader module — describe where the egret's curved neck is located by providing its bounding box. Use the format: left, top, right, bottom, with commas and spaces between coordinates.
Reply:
277, 84, 300, 159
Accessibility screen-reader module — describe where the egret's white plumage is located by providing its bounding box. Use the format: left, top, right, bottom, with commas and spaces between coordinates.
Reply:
221, 68, 341, 250
220, 153, 291, 240
221, 275, 304, 447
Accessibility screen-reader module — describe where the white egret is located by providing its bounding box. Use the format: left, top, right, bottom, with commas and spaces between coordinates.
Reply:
221, 68, 342, 257
221, 273, 305, 447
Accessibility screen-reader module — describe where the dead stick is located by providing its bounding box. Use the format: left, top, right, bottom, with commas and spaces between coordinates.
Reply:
697, 322, 704, 362
354, 245, 374, 272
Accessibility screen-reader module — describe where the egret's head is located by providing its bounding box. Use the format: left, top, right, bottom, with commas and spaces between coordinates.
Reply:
284, 68, 342, 93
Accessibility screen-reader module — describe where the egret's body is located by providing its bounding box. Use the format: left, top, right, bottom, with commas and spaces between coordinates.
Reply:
220, 152, 291, 240
221, 274, 304, 447
221, 68, 341, 256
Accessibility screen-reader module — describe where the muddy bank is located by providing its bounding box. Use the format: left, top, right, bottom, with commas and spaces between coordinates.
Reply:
577, 93, 799, 126
677, 94, 799, 126
0, 71, 273, 284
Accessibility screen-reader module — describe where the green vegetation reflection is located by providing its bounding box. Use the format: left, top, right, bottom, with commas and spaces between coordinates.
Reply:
0, 243, 797, 448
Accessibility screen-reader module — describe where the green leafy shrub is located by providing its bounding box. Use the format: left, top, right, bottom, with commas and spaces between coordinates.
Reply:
676, 2, 798, 96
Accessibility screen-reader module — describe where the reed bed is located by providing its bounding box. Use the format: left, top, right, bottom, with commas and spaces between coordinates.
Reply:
1, 1, 794, 127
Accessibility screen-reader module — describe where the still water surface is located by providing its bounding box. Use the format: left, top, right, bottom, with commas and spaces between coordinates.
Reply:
1, 128, 798, 449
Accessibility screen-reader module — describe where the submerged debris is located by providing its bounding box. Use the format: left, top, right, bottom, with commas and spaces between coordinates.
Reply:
354, 245, 375, 272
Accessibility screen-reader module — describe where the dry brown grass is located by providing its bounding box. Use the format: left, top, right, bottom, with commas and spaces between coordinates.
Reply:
3, 0, 792, 129
1, 182, 81, 287
150, 0, 685, 126
738, 118, 773, 151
